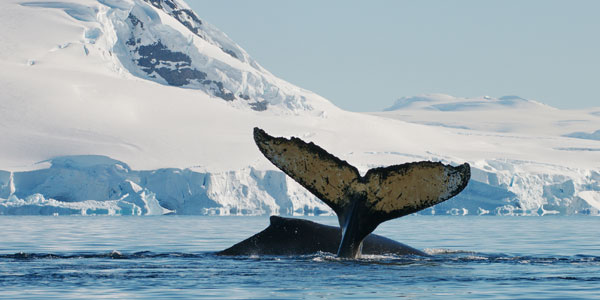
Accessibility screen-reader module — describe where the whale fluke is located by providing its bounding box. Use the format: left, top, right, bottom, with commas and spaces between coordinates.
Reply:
253, 127, 470, 258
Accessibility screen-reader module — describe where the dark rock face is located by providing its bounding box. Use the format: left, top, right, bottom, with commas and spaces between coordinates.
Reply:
202, 80, 235, 101
172, 9, 203, 34
127, 13, 143, 29
218, 216, 427, 256
141, 0, 239, 59
137, 42, 191, 67
136, 41, 207, 87
249, 101, 268, 111
220, 47, 238, 59
144, 0, 176, 11
121, 1, 269, 110
124, 13, 235, 100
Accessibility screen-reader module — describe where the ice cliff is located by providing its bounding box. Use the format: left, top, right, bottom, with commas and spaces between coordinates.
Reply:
2, 155, 598, 216
0, 156, 329, 216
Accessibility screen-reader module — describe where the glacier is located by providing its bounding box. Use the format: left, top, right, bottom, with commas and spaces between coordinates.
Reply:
1, 154, 598, 216
0, 155, 329, 216
0, 1, 599, 216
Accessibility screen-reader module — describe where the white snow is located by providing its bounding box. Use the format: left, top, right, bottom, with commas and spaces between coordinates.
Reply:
0, 0, 598, 215
378, 94, 599, 137
578, 191, 600, 211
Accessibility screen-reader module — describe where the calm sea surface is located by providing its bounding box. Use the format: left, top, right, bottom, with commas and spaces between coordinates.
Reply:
0, 216, 598, 299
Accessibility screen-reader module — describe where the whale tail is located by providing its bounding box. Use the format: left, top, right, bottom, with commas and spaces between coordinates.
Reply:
253, 127, 470, 258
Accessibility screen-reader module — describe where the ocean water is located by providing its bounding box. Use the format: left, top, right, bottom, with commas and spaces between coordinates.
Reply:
0, 216, 598, 299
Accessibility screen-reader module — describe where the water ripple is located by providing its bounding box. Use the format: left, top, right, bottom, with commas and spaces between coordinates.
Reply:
2, 250, 598, 266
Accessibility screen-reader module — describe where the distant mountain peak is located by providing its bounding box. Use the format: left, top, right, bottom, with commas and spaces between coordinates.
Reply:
384, 94, 551, 111
139, 0, 244, 62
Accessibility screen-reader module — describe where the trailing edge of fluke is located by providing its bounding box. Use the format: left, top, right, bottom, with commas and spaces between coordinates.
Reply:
248, 127, 470, 258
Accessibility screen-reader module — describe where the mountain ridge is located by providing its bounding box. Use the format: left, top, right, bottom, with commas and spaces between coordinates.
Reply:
384, 93, 553, 112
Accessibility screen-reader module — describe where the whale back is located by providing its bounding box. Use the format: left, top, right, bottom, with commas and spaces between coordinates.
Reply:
217, 216, 426, 256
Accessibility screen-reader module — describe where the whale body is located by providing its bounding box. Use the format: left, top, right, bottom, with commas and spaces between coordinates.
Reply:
218, 216, 426, 256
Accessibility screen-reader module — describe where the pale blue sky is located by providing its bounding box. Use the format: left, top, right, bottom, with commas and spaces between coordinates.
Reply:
188, 1, 600, 111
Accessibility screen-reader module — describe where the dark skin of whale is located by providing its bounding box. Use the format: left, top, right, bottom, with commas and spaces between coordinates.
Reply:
218, 216, 427, 256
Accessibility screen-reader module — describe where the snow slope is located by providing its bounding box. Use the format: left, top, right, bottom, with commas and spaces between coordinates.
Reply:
379, 94, 599, 137
1, 1, 599, 215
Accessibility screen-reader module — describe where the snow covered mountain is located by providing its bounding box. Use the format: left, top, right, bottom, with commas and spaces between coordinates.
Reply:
384, 94, 548, 112
1, 0, 599, 216
377, 94, 600, 138
19, 0, 318, 112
